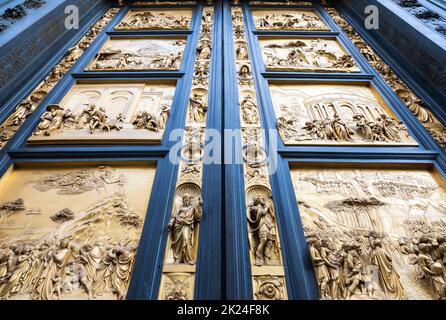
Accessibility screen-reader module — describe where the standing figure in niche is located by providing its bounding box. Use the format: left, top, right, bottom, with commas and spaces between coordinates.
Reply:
189, 93, 207, 122
168, 194, 203, 264
247, 197, 277, 266
240, 94, 258, 124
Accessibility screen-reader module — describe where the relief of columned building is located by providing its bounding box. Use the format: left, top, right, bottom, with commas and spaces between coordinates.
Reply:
0, 0, 445, 302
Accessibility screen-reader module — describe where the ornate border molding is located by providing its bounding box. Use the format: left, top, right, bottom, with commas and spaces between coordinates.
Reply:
158, 6, 214, 301
230, 4, 288, 300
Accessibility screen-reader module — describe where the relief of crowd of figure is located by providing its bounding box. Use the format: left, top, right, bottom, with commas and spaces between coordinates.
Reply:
277, 109, 408, 143
306, 227, 408, 300
263, 39, 357, 72
33, 103, 169, 136
255, 12, 329, 30
116, 11, 191, 30
0, 238, 138, 300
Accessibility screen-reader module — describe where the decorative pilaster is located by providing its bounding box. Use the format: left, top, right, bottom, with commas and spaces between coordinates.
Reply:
157, 6, 214, 300
230, 4, 288, 301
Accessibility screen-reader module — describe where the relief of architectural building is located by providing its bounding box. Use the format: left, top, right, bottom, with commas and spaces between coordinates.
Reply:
0, 163, 156, 300
270, 83, 417, 146
87, 38, 185, 72
292, 165, 446, 300
324, 6, 446, 150
252, 9, 330, 31
0, 8, 119, 150
259, 38, 360, 72
115, 9, 192, 30
28, 82, 175, 144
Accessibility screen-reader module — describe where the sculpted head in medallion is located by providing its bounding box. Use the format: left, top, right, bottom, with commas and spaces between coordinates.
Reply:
182, 194, 191, 207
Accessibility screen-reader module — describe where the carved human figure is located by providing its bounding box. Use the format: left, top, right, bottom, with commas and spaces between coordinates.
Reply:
133, 110, 158, 131
240, 94, 258, 124
34, 239, 70, 300
111, 243, 134, 300
353, 114, 376, 141
401, 95, 436, 125
236, 43, 249, 60
34, 104, 62, 136
158, 105, 170, 130
416, 243, 446, 300
380, 114, 402, 142
78, 243, 101, 298
189, 93, 208, 122
94, 243, 118, 297
88, 106, 108, 133
320, 238, 342, 298
371, 239, 405, 299
344, 243, 366, 298
331, 113, 354, 142
238, 64, 251, 79
8, 100, 36, 127
247, 197, 277, 266
276, 116, 299, 139
308, 237, 330, 298
196, 41, 211, 60
45, 67, 63, 86
168, 194, 203, 264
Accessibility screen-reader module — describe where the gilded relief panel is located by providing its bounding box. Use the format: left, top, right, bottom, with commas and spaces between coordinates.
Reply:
28, 82, 175, 144
0, 8, 119, 150
252, 9, 329, 31
270, 82, 417, 146
86, 38, 186, 71
0, 163, 156, 300
259, 37, 360, 72
115, 9, 193, 30
291, 164, 446, 300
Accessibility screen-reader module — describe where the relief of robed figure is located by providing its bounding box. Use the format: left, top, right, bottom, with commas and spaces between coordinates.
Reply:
168, 194, 203, 265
